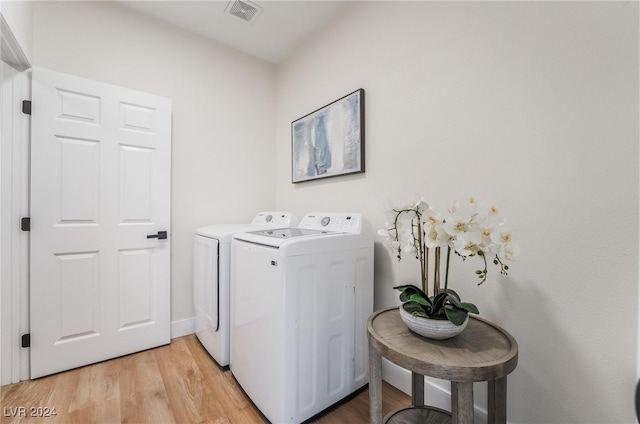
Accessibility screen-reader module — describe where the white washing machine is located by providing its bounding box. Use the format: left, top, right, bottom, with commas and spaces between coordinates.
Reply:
230, 213, 374, 424
193, 212, 298, 367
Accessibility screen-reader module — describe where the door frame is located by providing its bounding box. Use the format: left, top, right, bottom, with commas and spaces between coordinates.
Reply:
0, 9, 31, 385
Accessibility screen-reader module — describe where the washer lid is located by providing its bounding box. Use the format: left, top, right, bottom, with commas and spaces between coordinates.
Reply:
233, 213, 364, 248
196, 223, 258, 239
195, 211, 298, 240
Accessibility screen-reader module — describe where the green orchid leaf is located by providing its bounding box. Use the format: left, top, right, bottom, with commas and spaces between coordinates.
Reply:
409, 293, 430, 306
399, 290, 413, 302
404, 301, 432, 316
394, 284, 429, 302
393, 284, 418, 294
446, 294, 462, 308
460, 302, 479, 314
393, 284, 423, 293
395, 285, 419, 302
393, 284, 415, 291
411, 285, 429, 299
445, 308, 468, 326
431, 292, 448, 312
444, 288, 461, 301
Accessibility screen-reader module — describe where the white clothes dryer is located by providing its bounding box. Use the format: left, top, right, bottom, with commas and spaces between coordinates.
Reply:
230, 213, 374, 424
193, 212, 298, 367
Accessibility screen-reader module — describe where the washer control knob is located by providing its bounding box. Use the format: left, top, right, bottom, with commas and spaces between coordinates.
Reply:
265, 214, 273, 222
321, 216, 331, 226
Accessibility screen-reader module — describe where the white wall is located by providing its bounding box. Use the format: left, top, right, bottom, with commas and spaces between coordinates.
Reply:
31, 1, 278, 322
276, 2, 638, 423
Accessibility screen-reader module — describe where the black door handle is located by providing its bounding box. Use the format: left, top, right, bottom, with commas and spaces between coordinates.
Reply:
147, 231, 168, 240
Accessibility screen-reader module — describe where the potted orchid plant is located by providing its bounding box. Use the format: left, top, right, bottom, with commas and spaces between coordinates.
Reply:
378, 197, 519, 337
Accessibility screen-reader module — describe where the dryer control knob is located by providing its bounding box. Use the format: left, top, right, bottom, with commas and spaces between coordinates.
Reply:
321, 216, 331, 226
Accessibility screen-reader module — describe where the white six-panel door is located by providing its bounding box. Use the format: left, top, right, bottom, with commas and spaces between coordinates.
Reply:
30, 67, 172, 378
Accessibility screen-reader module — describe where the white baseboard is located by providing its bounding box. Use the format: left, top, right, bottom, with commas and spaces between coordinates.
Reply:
381, 359, 489, 424
171, 317, 195, 339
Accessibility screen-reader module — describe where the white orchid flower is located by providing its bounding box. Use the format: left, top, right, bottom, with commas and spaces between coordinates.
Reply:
491, 225, 514, 245
425, 222, 449, 248
401, 209, 417, 221
381, 239, 400, 255
414, 199, 429, 212
454, 231, 483, 256
450, 196, 479, 214
444, 205, 474, 236
501, 242, 520, 261
478, 220, 498, 248
403, 243, 417, 256
421, 206, 441, 227
477, 203, 505, 227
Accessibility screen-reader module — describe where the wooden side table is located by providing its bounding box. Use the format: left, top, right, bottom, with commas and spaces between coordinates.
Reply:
367, 307, 518, 424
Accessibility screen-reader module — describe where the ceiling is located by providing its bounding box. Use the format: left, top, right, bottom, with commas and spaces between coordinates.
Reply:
115, 0, 352, 64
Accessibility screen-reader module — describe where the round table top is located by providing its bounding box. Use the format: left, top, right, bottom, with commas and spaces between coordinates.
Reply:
368, 307, 518, 382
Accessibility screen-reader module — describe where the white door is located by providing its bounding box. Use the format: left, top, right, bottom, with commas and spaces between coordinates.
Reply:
30, 67, 172, 378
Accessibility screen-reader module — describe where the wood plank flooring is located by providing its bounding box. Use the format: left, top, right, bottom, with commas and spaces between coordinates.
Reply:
1, 335, 410, 424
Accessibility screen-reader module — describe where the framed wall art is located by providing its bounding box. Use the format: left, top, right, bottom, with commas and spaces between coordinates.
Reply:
291, 89, 364, 183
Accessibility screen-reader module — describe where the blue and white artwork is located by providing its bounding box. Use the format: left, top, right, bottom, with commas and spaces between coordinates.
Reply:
292, 89, 364, 183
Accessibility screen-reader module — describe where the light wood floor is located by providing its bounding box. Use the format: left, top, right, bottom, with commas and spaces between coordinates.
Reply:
1, 335, 410, 424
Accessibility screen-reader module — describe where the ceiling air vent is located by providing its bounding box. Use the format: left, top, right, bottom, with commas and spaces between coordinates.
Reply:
225, 0, 263, 24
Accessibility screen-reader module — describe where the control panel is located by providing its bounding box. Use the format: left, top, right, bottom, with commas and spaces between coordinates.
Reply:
252, 212, 298, 226
297, 213, 362, 233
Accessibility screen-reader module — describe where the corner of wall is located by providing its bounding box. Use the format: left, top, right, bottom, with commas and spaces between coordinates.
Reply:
171, 317, 195, 340
0, 1, 33, 69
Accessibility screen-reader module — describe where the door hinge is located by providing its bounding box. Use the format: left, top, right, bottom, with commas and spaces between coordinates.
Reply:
22, 100, 31, 115
20, 217, 30, 231
21, 333, 30, 348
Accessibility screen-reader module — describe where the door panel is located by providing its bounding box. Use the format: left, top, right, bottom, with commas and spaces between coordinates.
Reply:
55, 251, 100, 341
30, 67, 172, 378
58, 136, 100, 222
120, 145, 154, 221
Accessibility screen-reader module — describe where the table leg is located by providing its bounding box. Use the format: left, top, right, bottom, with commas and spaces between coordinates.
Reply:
488, 377, 507, 424
368, 343, 383, 424
411, 372, 424, 407
451, 381, 474, 424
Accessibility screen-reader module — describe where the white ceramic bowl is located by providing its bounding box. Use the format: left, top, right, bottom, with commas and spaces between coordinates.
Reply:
399, 303, 469, 340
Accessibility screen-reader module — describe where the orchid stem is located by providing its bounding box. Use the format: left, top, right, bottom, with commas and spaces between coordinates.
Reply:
424, 247, 429, 295
434, 247, 441, 295
416, 217, 425, 293
444, 246, 451, 291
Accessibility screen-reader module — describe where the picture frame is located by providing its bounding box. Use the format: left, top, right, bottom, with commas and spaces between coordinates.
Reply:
291, 89, 365, 183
